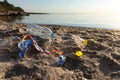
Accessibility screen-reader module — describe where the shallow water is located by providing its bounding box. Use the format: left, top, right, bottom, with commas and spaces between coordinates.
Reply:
1, 14, 120, 29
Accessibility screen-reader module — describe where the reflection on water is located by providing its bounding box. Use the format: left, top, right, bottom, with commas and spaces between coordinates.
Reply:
0, 16, 24, 22
0, 14, 120, 30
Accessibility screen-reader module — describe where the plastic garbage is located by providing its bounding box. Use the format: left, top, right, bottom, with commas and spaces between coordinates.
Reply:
72, 35, 88, 48
52, 49, 63, 55
18, 39, 33, 58
33, 39, 50, 54
75, 51, 83, 57
26, 24, 55, 39
18, 34, 51, 58
20, 34, 33, 41
83, 39, 88, 46
56, 55, 65, 66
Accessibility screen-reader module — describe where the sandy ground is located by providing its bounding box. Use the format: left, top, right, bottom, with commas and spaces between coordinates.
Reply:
0, 20, 120, 80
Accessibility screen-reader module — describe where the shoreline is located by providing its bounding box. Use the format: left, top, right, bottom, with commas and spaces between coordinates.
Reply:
20, 22, 120, 31
40, 24, 120, 31
27, 12, 50, 14
0, 12, 29, 16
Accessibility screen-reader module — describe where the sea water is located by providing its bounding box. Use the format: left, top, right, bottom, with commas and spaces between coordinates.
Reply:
3, 14, 120, 30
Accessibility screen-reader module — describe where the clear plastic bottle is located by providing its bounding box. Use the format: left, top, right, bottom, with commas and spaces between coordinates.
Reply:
72, 35, 88, 48
26, 24, 54, 39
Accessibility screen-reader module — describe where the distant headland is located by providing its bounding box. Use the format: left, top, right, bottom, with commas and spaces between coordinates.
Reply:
0, 0, 29, 16
0, 0, 50, 16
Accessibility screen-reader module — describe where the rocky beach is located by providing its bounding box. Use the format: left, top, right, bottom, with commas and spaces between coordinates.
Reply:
0, 20, 120, 80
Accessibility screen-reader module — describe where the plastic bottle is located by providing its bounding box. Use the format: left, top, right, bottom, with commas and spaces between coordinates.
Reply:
72, 35, 88, 48
26, 24, 55, 39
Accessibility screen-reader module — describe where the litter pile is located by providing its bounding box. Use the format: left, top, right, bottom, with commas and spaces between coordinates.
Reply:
0, 21, 120, 80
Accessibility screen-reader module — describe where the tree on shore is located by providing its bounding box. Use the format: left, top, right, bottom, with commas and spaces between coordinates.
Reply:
4, 0, 8, 3
3, 0, 9, 14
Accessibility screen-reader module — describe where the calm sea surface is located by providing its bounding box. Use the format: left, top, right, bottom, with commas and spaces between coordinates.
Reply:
1, 14, 120, 29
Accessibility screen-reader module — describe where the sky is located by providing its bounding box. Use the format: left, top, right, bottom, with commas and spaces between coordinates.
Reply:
0, 0, 120, 14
